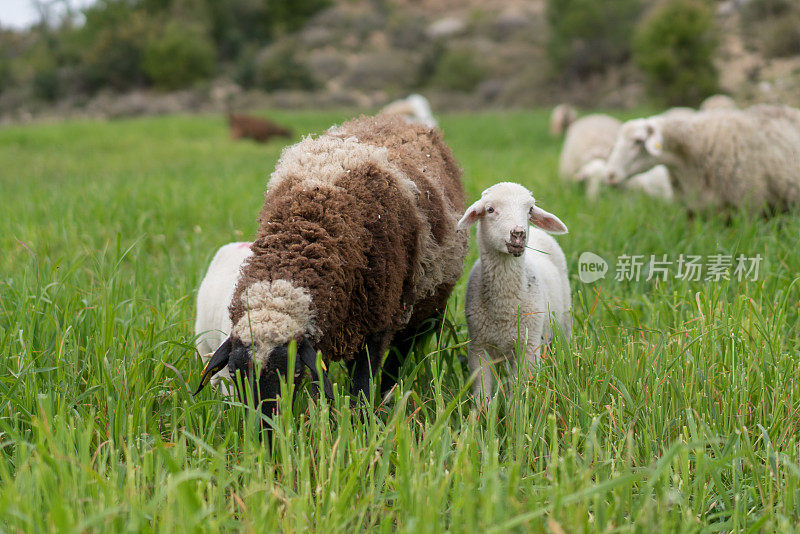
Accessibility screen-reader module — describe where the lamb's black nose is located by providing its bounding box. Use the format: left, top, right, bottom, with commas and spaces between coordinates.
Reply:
510, 229, 525, 244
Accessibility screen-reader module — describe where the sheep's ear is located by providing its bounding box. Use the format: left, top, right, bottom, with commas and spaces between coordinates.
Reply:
644, 122, 663, 156
458, 199, 485, 230
530, 206, 568, 235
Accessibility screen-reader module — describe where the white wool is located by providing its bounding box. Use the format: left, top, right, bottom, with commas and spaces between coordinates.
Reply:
460, 182, 571, 400
195, 242, 253, 395
558, 114, 622, 181
576, 159, 673, 201
606, 105, 800, 214
233, 280, 320, 366
550, 103, 578, 136
380, 94, 438, 128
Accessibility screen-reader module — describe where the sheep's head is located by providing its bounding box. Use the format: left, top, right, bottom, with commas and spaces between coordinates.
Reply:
194, 280, 329, 426
606, 118, 664, 185
458, 182, 567, 257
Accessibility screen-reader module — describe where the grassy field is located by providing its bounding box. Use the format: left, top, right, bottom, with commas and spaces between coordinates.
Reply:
1, 110, 799, 532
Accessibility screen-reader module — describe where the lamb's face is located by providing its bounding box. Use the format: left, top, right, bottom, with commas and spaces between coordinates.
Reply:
606, 119, 664, 184
458, 182, 568, 257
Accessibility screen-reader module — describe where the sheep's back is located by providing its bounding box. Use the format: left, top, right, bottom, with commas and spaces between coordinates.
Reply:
559, 114, 621, 180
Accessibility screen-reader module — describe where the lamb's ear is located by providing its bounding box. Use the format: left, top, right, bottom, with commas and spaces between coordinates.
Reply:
458, 199, 486, 230
644, 122, 663, 156
530, 206, 568, 235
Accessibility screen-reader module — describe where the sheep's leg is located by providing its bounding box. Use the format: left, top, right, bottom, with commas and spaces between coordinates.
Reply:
382, 316, 443, 396
348, 333, 389, 401
468, 345, 495, 403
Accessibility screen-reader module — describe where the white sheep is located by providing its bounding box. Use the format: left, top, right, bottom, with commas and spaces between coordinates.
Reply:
700, 94, 737, 111
195, 241, 253, 396
606, 105, 800, 214
458, 182, 571, 401
558, 113, 621, 183
576, 159, 673, 201
549, 103, 578, 136
379, 94, 438, 128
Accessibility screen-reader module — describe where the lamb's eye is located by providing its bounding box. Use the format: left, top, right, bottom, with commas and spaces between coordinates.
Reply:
529, 206, 534, 215
486, 206, 495, 214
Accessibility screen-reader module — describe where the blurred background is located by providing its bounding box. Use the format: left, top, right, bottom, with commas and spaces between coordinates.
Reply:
0, 0, 799, 123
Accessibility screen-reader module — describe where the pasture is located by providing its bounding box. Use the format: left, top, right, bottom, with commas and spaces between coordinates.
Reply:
1, 110, 799, 531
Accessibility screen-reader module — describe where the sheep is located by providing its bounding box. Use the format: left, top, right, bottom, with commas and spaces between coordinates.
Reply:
549, 103, 578, 136
379, 94, 438, 128
458, 182, 571, 401
700, 94, 737, 111
575, 159, 673, 201
558, 113, 621, 183
194, 241, 253, 397
605, 105, 800, 215
194, 114, 468, 425
228, 113, 293, 143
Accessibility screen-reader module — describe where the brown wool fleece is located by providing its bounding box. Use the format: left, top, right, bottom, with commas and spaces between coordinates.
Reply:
230, 114, 467, 363
228, 113, 292, 143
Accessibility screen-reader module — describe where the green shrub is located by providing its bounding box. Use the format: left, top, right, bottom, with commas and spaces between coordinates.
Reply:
32, 68, 61, 101
253, 42, 318, 91
759, 12, 800, 58
546, 0, 644, 80
80, 13, 150, 91
740, 0, 794, 20
430, 49, 485, 92
633, 0, 719, 106
142, 23, 216, 90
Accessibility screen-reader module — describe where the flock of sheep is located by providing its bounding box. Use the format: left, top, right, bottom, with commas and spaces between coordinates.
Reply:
553, 95, 800, 215
192, 92, 800, 432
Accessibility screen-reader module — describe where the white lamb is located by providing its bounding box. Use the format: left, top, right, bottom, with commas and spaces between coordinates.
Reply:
194, 241, 253, 396
549, 103, 578, 136
459, 182, 571, 401
379, 94, 438, 128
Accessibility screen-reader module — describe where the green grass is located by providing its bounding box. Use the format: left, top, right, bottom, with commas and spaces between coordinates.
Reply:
1, 109, 799, 532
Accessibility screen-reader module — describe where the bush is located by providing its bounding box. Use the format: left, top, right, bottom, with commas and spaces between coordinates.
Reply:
633, 0, 719, 106
546, 0, 644, 80
740, 0, 795, 20
80, 13, 150, 91
344, 51, 420, 92
759, 12, 800, 58
142, 24, 216, 90
430, 49, 485, 92
253, 42, 318, 91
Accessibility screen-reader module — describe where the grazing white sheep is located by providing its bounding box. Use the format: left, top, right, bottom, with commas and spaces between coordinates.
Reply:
558, 113, 621, 183
700, 94, 737, 111
195, 242, 253, 396
576, 159, 673, 201
379, 94, 438, 128
606, 105, 800, 214
549, 103, 578, 136
459, 182, 571, 401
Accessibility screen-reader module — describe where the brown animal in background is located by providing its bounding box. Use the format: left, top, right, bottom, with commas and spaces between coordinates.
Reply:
228, 113, 292, 143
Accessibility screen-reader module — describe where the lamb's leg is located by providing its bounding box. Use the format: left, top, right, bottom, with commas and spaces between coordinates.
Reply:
468, 345, 495, 402
348, 332, 389, 401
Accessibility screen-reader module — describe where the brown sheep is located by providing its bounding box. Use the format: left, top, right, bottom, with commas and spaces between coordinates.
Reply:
228, 113, 292, 143
195, 115, 468, 427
